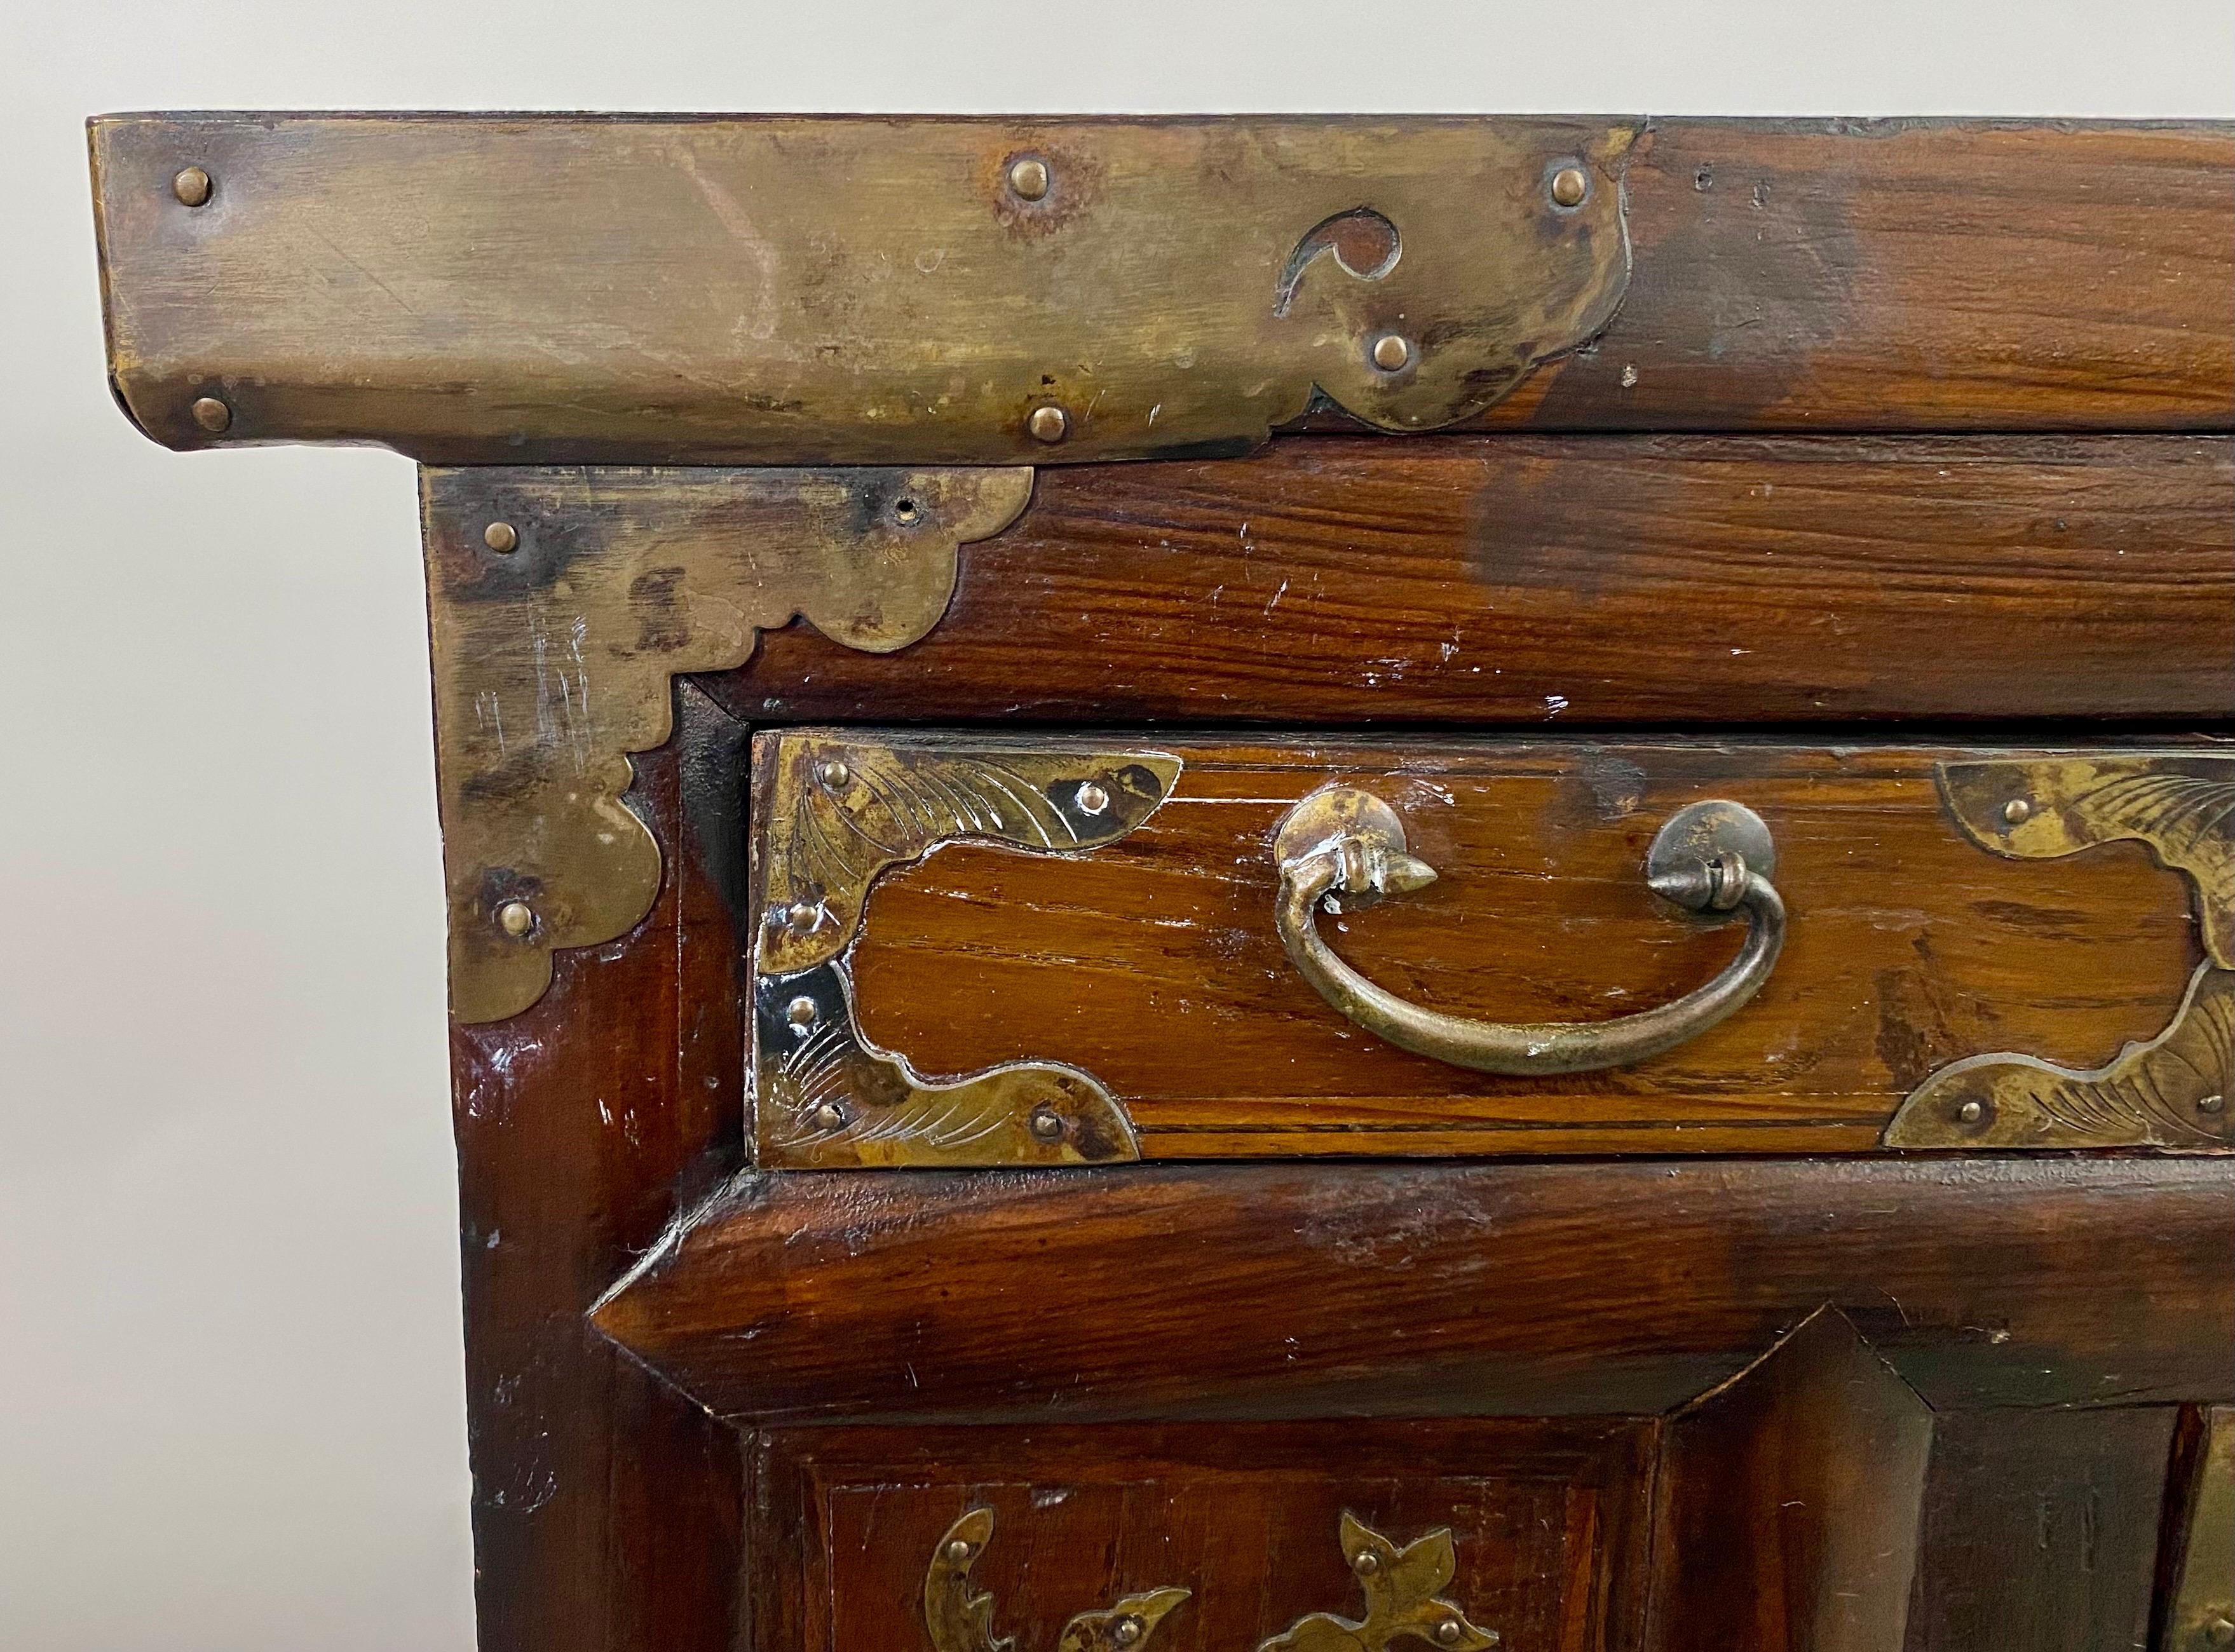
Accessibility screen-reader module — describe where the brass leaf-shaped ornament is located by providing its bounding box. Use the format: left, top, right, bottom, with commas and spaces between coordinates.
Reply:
925, 1508, 1189, 1652
1259, 1515, 1501, 1652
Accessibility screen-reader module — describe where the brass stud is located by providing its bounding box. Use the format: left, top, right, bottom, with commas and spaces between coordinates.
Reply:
1075, 780, 1110, 815
1028, 1106, 1066, 1141
1435, 1622, 1464, 1646
2200, 1093, 2226, 1114
785, 995, 820, 1030
2003, 797, 2032, 825
946, 1539, 973, 1564
1352, 1552, 1380, 1577
496, 900, 535, 938
1008, 156, 1052, 201
1370, 333, 1412, 372
172, 165, 212, 207
818, 759, 852, 789
1550, 166, 1590, 208
1956, 1099, 1987, 1125
1028, 404, 1069, 443
189, 396, 232, 433
2205, 1616, 2235, 1646
482, 520, 519, 553
786, 900, 820, 932
1113, 1618, 1145, 1648
810, 1100, 847, 1132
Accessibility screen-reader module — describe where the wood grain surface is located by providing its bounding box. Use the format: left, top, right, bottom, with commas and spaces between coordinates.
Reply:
591, 1157, 2235, 1425
717, 435, 2235, 727
829, 738, 2210, 1157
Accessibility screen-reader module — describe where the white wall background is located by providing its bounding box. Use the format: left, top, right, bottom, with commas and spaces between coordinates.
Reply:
2, 4, 2229, 1648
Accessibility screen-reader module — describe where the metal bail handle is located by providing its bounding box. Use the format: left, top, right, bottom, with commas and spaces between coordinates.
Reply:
1271, 787, 1787, 1075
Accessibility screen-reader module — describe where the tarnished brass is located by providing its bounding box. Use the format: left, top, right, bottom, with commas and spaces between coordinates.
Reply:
1259, 1514, 1500, 1652
2168, 1411, 2235, 1652
1885, 754, 2235, 1149
925, 1508, 1189, 1652
1936, 754, 2234, 967
189, 396, 229, 433
755, 730, 1179, 1167
90, 114, 1634, 464
423, 465, 1033, 1023
169, 165, 210, 206
1272, 788, 1786, 1074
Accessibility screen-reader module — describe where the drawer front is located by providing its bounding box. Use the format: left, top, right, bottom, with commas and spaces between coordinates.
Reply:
749, 733, 2230, 1164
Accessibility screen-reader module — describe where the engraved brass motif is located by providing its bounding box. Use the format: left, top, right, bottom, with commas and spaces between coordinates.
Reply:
423, 465, 1033, 1023
1260, 1514, 1501, 1652
755, 731, 1180, 1167
92, 115, 1635, 465
1885, 755, 2235, 1149
2167, 1409, 2235, 1652
925, 1508, 1190, 1652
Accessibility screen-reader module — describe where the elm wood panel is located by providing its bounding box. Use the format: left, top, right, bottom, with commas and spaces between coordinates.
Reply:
449, 689, 748, 1652
841, 741, 2200, 1157
1901, 1407, 2177, 1652
1475, 120, 2235, 432
751, 1421, 1654, 1652
589, 1158, 2235, 1426
1645, 1310, 1933, 1652
714, 435, 2235, 728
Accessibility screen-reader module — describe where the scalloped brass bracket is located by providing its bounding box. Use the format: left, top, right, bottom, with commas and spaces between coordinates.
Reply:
93, 115, 1635, 465
754, 731, 1180, 1167
1883, 754, 2234, 1149
424, 466, 1034, 1023
926, 1508, 1190, 1652
1259, 1514, 1502, 1652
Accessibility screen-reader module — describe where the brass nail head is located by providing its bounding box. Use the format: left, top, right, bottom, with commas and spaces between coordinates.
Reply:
172, 165, 212, 207
2200, 1093, 2226, 1114
1008, 156, 1051, 201
786, 900, 820, 932
2003, 797, 2032, 824
946, 1539, 972, 1564
819, 759, 852, 789
785, 995, 820, 1029
810, 1100, 846, 1132
1353, 1552, 1380, 1576
496, 900, 535, 938
1370, 333, 1413, 372
1956, 1099, 1986, 1125
1113, 1617, 1144, 1648
482, 520, 519, 553
1436, 1622, 1464, 1646
1028, 404, 1069, 443
1028, 1106, 1066, 1141
2207, 1618, 2235, 1647
1075, 780, 1110, 815
1550, 166, 1590, 208
189, 395, 232, 433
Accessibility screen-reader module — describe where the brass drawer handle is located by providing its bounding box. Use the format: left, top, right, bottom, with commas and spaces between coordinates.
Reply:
1273, 788, 1786, 1074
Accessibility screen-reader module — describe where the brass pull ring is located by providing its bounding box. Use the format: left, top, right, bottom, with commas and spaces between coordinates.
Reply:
1272, 787, 1786, 1075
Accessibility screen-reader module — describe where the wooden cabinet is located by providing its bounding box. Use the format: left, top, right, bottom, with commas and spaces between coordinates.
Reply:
91, 111, 2233, 1651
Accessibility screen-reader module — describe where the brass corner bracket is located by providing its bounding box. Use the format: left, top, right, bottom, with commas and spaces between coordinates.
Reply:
425, 465, 1033, 1022
1884, 755, 2234, 1149
753, 731, 1180, 1168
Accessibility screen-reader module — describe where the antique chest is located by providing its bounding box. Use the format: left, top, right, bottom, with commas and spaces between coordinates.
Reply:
91, 113, 2234, 1650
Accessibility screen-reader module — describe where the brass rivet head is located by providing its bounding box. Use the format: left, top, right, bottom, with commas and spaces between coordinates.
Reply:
1956, 1099, 1987, 1125
1113, 1618, 1144, 1648
2207, 1618, 2235, 1647
1435, 1622, 1464, 1646
2003, 797, 2032, 825
818, 759, 852, 789
2200, 1093, 2226, 1114
189, 395, 232, 433
1028, 404, 1069, 443
785, 995, 820, 1030
1075, 780, 1110, 815
810, 1100, 846, 1132
496, 899, 535, 938
482, 520, 519, 553
945, 1539, 973, 1564
172, 165, 212, 207
1028, 1106, 1066, 1141
786, 900, 820, 933
1370, 333, 1412, 372
1008, 156, 1051, 201
1352, 1552, 1380, 1576
1550, 166, 1590, 208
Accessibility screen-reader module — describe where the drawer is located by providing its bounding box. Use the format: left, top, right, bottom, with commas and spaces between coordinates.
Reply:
748, 733, 2231, 1164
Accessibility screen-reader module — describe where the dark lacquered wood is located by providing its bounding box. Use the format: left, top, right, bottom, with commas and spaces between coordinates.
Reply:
711, 435, 2235, 728
827, 738, 2204, 1158
591, 1158, 2235, 1426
